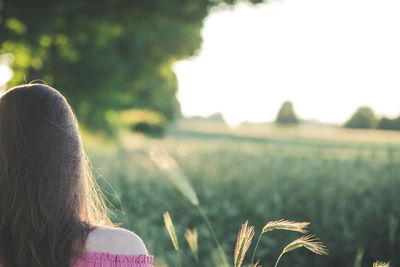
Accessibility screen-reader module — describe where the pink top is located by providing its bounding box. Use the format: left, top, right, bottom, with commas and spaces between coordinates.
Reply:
73, 252, 154, 267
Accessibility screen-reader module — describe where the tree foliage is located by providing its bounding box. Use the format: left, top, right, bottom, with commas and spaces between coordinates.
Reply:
344, 106, 376, 129
0, 0, 264, 131
275, 101, 299, 125
377, 116, 400, 131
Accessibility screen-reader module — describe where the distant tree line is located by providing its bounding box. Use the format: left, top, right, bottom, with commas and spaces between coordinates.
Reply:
273, 101, 400, 131
344, 106, 400, 131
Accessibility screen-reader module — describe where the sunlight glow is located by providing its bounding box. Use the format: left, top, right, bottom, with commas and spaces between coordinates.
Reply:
173, 0, 400, 127
0, 65, 12, 87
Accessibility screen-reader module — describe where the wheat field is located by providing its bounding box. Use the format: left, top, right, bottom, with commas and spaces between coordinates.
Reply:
83, 121, 400, 266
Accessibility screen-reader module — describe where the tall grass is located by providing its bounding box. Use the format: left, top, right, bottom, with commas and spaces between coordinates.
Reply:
85, 133, 400, 266
153, 146, 328, 266
151, 146, 229, 266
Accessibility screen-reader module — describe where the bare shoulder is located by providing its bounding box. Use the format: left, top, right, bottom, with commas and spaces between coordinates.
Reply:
85, 226, 149, 255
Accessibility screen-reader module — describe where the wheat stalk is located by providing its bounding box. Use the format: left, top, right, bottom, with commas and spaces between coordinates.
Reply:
389, 214, 398, 248
250, 219, 310, 265
234, 221, 255, 267
163, 212, 182, 267
248, 260, 261, 267
185, 228, 199, 262
373, 261, 390, 267
282, 235, 327, 255
150, 147, 199, 206
152, 147, 229, 266
262, 219, 309, 233
163, 212, 179, 251
275, 235, 327, 267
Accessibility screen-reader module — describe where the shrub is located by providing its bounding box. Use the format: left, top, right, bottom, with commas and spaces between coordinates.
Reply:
275, 101, 299, 125
344, 106, 376, 129
119, 109, 166, 137
378, 116, 400, 131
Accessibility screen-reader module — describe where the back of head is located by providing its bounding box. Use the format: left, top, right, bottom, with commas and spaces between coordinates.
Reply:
0, 84, 110, 267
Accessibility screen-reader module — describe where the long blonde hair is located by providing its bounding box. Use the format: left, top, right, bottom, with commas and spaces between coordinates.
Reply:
0, 84, 113, 267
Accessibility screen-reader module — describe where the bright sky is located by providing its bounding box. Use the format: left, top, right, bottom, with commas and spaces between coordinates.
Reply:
0, 53, 13, 92
173, 0, 400, 127
0, 65, 12, 87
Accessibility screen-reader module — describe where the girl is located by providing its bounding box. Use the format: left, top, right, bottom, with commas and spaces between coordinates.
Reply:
0, 84, 153, 267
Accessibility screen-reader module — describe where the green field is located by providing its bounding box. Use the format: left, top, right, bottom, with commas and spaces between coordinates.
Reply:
83, 122, 400, 267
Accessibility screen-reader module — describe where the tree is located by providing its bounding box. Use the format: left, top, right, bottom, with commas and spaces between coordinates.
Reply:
378, 116, 400, 131
0, 0, 265, 131
344, 106, 376, 129
206, 112, 226, 122
275, 101, 299, 125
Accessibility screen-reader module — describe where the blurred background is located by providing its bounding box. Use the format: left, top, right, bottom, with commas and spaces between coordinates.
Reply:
1, 0, 399, 266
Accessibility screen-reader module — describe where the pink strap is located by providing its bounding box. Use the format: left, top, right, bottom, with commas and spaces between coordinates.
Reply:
73, 252, 154, 267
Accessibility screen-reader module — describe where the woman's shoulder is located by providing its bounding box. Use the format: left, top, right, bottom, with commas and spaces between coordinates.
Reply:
85, 226, 149, 256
